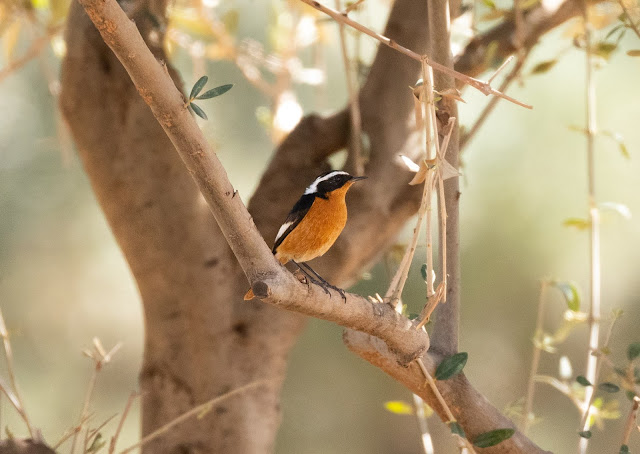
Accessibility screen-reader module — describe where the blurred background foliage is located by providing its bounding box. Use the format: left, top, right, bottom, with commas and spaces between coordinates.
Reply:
0, 0, 639, 452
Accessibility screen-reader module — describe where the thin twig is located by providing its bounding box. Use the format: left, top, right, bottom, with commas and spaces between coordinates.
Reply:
578, 0, 601, 450
412, 394, 434, 454
335, 0, 365, 176
297, 0, 532, 109
460, 52, 530, 151
523, 280, 548, 434
416, 359, 477, 454
422, 59, 436, 297
617, 0, 640, 39
0, 25, 62, 84
621, 396, 640, 447
0, 309, 34, 437
109, 392, 139, 454
119, 380, 269, 454
534, 375, 583, 411
579, 313, 620, 433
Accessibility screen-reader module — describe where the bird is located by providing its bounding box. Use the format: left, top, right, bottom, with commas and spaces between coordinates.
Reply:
244, 170, 366, 300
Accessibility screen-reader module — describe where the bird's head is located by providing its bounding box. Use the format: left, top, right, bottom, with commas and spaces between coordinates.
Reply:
304, 170, 367, 199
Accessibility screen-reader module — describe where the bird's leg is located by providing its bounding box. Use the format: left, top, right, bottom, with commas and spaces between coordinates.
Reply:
291, 261, 331, 296
298, 262, 347, 302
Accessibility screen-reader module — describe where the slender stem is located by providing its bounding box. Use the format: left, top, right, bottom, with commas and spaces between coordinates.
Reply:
109, 392, 139, 454
460, 52, 530, 151
335, 0, 365, 176
621, 396, 640, 447
0, 310, 34, 437
578, 0, 601, 450
119, 380, 268, 454
523, 280, 548, 434
422, 59, 435, 297
416, 359, 477, 454
412, 394, 435, 454
617, 0, 640, 39
297, 0, 532, 108
71, 365, 99, 454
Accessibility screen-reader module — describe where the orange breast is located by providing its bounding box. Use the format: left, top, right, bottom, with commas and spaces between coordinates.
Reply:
275, 183, 352, 264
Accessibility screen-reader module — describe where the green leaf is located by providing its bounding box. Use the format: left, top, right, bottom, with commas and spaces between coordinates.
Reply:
576, 376, 592, 387
420, 264, 427, 281
190, 75, 208, 100
222, 9, 239, 34
563, 218, 591, 230
619, 445, 629, 454
594, 41, 618, 60
628, 342, 640, 361
472, 428, 515, 448
626, 390, 637, 401
383, 400, 413, 415
190, 103, 208, 120
530, 59, 558, 75
578, 430, 592, 439
87, 433, 105, 453
552, 281, 581, 312
197, 83, 234, 100
435, 352, 468, 380
481, 0, 496, 9
448, 421, 466, 438
598, 382, 620, 393
408, 313, 420, 321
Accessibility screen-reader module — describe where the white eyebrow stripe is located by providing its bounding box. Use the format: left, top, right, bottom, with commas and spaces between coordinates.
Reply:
275, 221, 294, 243
303, 171, 349, 195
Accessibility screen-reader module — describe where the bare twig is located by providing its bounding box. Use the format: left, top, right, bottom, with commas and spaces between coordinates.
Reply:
119, 380, 269, 454
461, 52, 530, 151
335, 0, 364, 175
412, 394, 434, 454
70, 339, 121, 454
0, 25, 62, 84
416, 359, 477, 454
297, 0, 532, 109
621, 396, 640, 448
523, 280, 549, 433
0, 309, 34, 437
578, 0, 601, 450
109, 392, 139, 454
617, 0, 640, 39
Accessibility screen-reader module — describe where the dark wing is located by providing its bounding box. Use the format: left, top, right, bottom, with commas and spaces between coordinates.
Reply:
272, 193, 316, 253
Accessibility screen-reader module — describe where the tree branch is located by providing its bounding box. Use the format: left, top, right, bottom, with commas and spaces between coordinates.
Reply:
74, 0, 428, 365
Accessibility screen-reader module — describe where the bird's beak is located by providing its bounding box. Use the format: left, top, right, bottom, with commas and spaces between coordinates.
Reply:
351, 176, 368, 182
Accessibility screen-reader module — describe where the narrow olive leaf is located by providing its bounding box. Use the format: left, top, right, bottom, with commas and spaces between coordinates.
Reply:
577, 375, 592, 387
552, 281, 581, 312
627, 342, 640, 361
190, 103, 208, 120
619, 444, 629, 454
605, 24, 625, 40
197, 83, 234, 100
563, 218, 591, 230
530, 59, 558, 75
448, 421, 466, 438
435, 352, 468, 380
87, 433, 105, 453
472, 428, 515, 448
600, 130, 630, 159
190, 75, 208, 100
481, 0, 496, 9
594, 41, 618, 60
598, 382, 620, 393
420, 264, 427, 281
578, 430, 592, 439
383, 401, 414, 415
628, 50, 640, 57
